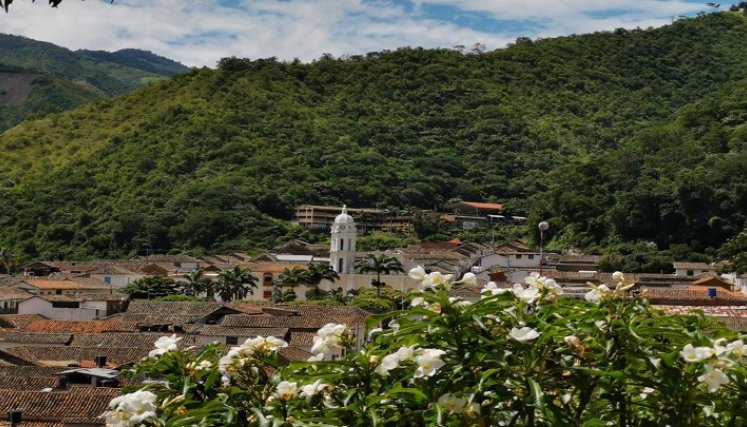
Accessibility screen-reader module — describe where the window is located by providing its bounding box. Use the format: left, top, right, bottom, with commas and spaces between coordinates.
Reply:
52, 301, 80, 308
516, 254, 522, 259
226, 337, 238, 345
687, 270, 694, 276
340, 238, 344, 251
528, 255, 535, 259
104, 276, 112, 284
56, 290, 62, 295
263, 290, 272, 299
338, 258, 344, 273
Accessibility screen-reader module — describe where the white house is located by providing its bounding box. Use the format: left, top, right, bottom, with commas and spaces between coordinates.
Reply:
673, 262, 717, 278
18, 294, 128, 321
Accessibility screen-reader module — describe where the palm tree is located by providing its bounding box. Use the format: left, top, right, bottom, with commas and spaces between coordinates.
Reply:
305, 262, 339, 299
184, 269, 215, 299
355, 253, 405, 297
279, 266, 310, 290
272, 280, 297, 303
216, 265, 257, 302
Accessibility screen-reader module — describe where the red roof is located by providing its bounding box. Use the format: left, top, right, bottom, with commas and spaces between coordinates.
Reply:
462, 201, 503, 211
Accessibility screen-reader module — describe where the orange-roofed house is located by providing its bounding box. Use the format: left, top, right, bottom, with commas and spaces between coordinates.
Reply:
16, 278, 113, 296
443, 200, 503, 230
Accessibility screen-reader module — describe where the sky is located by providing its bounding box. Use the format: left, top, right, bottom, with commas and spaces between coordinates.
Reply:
0, 0, 719, 67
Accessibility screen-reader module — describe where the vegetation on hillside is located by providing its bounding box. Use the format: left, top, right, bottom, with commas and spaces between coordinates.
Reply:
0, 34, 188, 130
1, 13, 747, 261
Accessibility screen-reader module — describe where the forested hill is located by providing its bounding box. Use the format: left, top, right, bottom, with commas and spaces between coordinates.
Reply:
0, 34, 188, 130
1, 12, 747, 260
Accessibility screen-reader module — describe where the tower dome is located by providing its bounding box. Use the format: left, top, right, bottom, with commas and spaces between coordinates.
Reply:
330, 205, 356, 274
332, 205, 356, 233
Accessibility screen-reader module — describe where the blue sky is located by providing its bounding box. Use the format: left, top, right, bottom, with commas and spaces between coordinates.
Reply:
0, 0, 720, 66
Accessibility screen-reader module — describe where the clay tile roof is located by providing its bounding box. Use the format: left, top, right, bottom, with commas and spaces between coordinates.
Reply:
0, 375, 57, 390
0, 286, 32, 300
673, 262, 715, 270
460, 201, 503, 210
33, 293, 128, 303
646, 288, 747, 305
0, 387, 120, 424
0, 367, 66, 377
0, 332, 71, 345
288, 331, 316, 347
225, 302, 264, 315
199, 326, 289, 338
278, 347, 314, 363
0, 422, 64, 427
21, 320, 139, 334
220, 314, 330, 330
70, 333, 199, 349
19, 278, 111, 291
0, 314, 48, 329
126, 301, 225, 316
1, 346, 150, 367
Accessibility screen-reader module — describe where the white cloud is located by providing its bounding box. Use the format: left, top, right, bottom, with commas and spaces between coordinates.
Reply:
0, 0, 709, 67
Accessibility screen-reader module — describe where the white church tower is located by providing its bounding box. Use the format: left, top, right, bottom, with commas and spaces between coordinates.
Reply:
330, 205, 357, 274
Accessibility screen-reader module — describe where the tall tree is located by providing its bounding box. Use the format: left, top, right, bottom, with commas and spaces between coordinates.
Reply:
355, 253, 405, 297
216, 265, 257, 302
122, 275, 177, 299
183, 268, 215, 300
305, 262, 339, 300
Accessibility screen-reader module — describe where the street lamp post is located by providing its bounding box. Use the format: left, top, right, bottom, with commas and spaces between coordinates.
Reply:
538, 221, 549, 276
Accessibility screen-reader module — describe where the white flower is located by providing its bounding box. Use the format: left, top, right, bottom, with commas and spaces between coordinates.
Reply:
510, 327, 540, 342
367, 327, 383, 340
311, 323, 349, 354
410, 296, 426, 307
307, 353, 325, 362
421, 272, 453, 289
515, 286, 540, 304
275, 381, 298, 401
680, 344, 715, 363
727, 340, 745, 358
242, 336, 288, 354
698, 364, 729, 392
376, 353, 402, 376
457, 272, 477, 286
449, 297, 471, 307
408, 266, 426, 281
105, 389, 157, 427
639, 386, 655, 399
585, 285, 610, 305
414, 348, 446, 378
612, 271, 625, 282
195, 360, 212, 371
300, 380, 329, 400
438, 393, 467, 413
481, 281, 509, 298
148, 334, 181, 358
564, 335, 580, 347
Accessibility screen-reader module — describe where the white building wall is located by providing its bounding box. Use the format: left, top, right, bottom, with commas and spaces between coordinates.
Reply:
18, 298, 109, 321
91, 273, 145, 288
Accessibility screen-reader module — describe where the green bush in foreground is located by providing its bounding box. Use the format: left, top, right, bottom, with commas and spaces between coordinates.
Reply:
107, 269, 746, 426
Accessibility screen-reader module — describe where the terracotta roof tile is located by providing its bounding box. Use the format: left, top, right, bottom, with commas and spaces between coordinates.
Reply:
0, 332, 71, 345
20, 320, 139, 334
70, 333, 199, 349
278, 347, 314, 363
198, 326, 289, 338
288, 331, 316, 347
0, 387, 119, 424
19, 278, 112, 291
1, 347, 150, 367
0, 315, 48, 329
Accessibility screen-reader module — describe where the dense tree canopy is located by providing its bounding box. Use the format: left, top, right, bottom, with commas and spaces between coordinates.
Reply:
1, 12, 747, 261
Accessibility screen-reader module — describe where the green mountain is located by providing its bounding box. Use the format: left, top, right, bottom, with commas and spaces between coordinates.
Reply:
1, 12, 747, 260
0, 33, 188, 130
